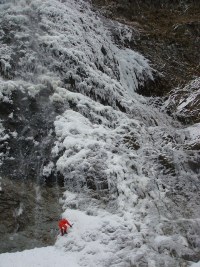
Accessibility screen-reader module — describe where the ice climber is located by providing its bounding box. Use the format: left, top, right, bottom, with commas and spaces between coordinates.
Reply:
58, 218, 72, 236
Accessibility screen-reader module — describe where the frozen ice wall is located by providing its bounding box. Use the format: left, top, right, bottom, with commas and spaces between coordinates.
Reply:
0, 0, 199, 266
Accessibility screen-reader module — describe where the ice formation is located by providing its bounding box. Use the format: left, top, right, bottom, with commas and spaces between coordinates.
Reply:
0, 0, 199, 266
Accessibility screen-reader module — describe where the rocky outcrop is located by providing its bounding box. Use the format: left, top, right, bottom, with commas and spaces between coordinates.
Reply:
163, 78, 200, 124
92, 0, 200, 96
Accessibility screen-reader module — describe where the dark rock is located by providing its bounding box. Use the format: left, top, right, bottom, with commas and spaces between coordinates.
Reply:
164, 78, 200, 124
158, 154, 176, 176
92, 0, 200, 96
101, 45, 107, 56
0, 177, 63, 253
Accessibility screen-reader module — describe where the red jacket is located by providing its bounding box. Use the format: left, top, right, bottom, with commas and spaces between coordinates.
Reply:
58, 219, 72, 229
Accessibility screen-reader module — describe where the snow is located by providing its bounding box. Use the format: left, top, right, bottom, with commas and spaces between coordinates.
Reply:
0, 0, 199, 266
0, 246, 79, 267
163, 77, 200, 123
177, 93, 196, 111
0, 122, 9, 167
186, 123, 200, 142
0, 0, 153, 107
0, 208, 134, 267
0, 122, 8, 142
42, 161, 54, 177
191, 262, 200, 267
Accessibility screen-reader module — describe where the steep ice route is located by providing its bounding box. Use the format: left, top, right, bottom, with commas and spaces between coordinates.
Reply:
0, 0, 200, 266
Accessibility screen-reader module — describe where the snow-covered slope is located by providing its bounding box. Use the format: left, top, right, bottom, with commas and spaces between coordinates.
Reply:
0, 0, 200, 266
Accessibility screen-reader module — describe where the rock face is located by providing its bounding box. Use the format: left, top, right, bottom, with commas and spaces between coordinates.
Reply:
0, 177, 63, 253
163, 78, 200, 124
92, 0, 200, 96
0, 86, 58, 181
